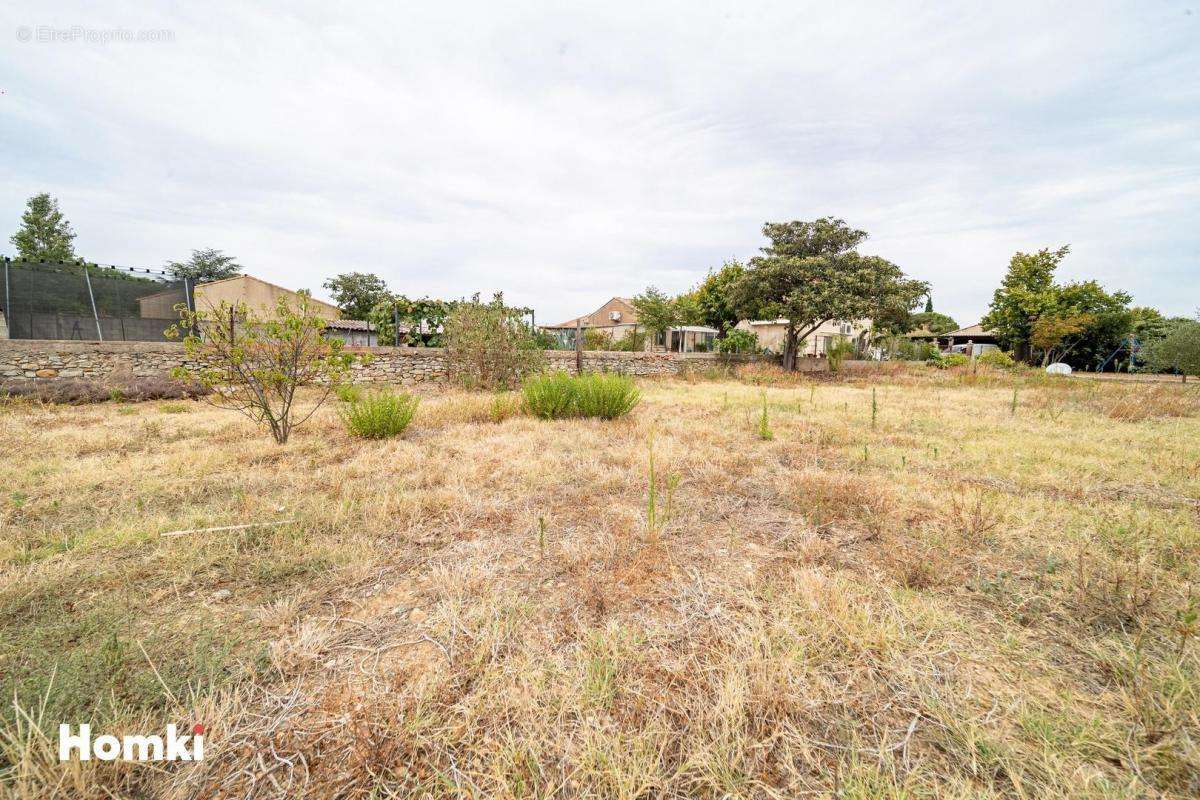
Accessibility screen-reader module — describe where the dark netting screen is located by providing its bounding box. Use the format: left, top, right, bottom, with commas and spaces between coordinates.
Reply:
1, 260, 193, 342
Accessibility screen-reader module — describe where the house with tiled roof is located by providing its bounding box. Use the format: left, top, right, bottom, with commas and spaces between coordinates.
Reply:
540, 296, 718, 352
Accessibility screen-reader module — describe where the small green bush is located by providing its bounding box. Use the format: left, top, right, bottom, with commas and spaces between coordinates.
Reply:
976, 350, 1015, 369
522, 371, 640, 420
574, 373, 641, 419
335, 384, 364, 403
341, 391, 419, 439
522, 371, 579, 419
716, 329, 759, 355
928, 353, 970, 369
827, 337, 858, 373
611, 329, 647, 352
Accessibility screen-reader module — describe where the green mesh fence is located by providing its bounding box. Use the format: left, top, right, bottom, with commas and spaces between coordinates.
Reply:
0, 260, 193, 342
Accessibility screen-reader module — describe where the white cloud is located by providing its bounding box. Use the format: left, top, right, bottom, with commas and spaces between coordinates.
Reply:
3, 0, 1197, 325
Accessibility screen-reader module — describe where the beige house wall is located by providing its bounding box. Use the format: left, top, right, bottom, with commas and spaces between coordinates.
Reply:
581, 323, 640, 342
575, 297, 638, 328
543, 297, 642, 349
735, 318, 872, 355
193, 276, 341, 321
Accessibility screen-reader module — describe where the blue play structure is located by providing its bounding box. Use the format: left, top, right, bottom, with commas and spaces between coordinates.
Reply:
1097, 335, 1141, 372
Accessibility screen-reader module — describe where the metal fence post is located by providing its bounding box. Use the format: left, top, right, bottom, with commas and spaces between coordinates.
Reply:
82, 262, 104, 341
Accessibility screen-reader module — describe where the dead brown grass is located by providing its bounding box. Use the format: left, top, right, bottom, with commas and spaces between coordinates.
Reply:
1, 367, 1198, 799
1095, 384, 1200, 421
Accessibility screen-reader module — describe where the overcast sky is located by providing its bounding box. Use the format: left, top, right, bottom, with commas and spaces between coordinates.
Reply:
3, 1, 1197, 326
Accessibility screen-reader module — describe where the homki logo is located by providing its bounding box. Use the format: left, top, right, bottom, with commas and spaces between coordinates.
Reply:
58, 723, 205, 762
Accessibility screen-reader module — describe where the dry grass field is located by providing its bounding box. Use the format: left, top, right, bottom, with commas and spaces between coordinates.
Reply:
1, 365, 1198, 799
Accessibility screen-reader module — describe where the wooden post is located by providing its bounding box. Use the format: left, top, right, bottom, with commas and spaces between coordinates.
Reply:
575, 319, 583, 375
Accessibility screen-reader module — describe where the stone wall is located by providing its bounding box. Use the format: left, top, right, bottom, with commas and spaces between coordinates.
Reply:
0, 340, 195, 380
1, 340, 779, 383
545, 350, 680, 376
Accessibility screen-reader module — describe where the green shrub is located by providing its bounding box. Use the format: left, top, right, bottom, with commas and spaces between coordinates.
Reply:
716, 329, 759, 354
582, 328, 613, 351
612, 329, 647, 352
443, 292, 545, 390
522, 371, 578, 419
976, 350, 1015, 369
928, 353, 970, 369
335, 383, 364, 403
827, 337, 858, 373
522, 371, 640, 420
341, 391, 419, 439
573, 373, 641, 419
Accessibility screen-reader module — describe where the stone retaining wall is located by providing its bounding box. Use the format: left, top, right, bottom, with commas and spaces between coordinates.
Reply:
0, 340, 196, 381
1, 340, 775, 383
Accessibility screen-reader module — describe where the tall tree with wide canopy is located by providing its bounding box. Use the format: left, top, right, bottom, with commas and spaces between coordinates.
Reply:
728, 218, 927, 370
692, 259, 747, 335
323, 272, 392, 320
909, 311, 958, 335
10, 193, 78, 262
983, 246, 1133, 367
982, 246, 1066, 362
1144, 316, 1200, 379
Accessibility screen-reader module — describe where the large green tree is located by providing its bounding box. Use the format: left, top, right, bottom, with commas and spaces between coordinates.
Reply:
1143, 316, 1200, 379
1045, 280, 1132, 367
323, 272, 392, 320
631, 286, 681, 349
909, 311, 958, 335
982, 246, 1133, 367
692, 259, 747, 335
165, 248, 243, 283
728, 218, 927, 370
1129, 306, 1167, 341
673, 290, 705, 327
10, 193, 77, 262
981, 247, 1064, 361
